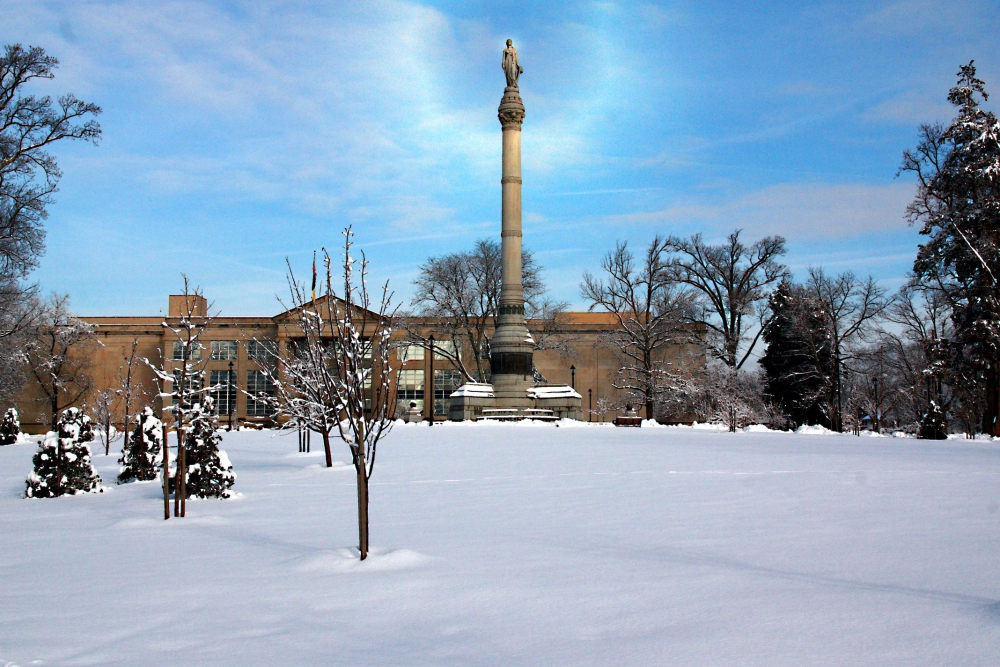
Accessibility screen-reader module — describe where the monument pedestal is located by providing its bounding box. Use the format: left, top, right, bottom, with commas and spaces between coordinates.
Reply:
449, 383, 583, 422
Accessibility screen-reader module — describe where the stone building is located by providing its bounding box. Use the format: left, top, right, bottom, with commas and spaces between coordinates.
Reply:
11, 293, 704, 433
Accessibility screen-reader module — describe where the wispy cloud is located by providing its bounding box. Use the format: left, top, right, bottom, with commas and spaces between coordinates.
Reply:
601, 182, 915, 241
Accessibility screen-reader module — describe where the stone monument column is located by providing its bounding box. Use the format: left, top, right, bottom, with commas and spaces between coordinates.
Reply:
490, 40, 534, 400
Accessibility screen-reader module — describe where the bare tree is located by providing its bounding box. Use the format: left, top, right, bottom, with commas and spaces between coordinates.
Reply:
1, 44, 101, 279
667, 230, 787, 369
259, 228, 398, 560
115, 337, 147, 455
85, 337, 147, 457
145, 277, 212, 520
806, 268, 890, 432
256, 262, 345, 469
843, 343, 905, 434
25, 293, 96, 427
582, 237, 694, 419
404, 239, 543, 382
1, 45, 101, 398
527, 297, 580, 364
91, 388, 119, 455
0, 282, 35, 406
327, 229, 398, 561
879, 282, 953, 433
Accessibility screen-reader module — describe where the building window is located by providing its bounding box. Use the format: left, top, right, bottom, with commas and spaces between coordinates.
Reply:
396, 344, 425, 362
210, 340, 238, 361
246, 370, 274, 417
248, 339, 277, 364
170, 370, 203, 408
209, 370, 237, 416
396, 369, 424, 415
434, 340, 457, 360
434, 369, 463, 415
364, 372, 373, 411
172, 340, 202, 361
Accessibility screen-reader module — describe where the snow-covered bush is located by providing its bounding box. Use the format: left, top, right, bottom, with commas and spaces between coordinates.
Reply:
118, 407, 163, 483
669, 365, 780, 432
183, 398, 235, 498
918, 401, 948, 440
0, 407, 20, 445
25, 407, 103, 498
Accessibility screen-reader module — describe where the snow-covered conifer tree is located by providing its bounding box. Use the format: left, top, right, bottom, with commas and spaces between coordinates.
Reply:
118, 406, 163, 483
25, 407, 102, 497
918, 401, 949, 440
903, 61, 1000, 434
0, 407, 20, 445
183, 397, 235, 498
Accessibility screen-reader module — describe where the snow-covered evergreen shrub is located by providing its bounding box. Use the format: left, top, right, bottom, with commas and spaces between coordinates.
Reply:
184, 398, 235, 498
118, 407, 163, 483
918, 401, 948, 440
25, 407, 103, 498
0, 407, 20, 445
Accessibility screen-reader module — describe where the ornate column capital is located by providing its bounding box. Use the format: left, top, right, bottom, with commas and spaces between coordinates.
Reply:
498, 87, 525, 130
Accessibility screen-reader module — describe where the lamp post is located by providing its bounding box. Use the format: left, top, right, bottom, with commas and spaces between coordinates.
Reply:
570, 365, 575, 389
588, 388, 592, 423
428, 335, 434, 427
227, 360, 235, 432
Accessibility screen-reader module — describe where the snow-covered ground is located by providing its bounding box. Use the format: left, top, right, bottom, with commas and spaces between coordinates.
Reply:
1, 422, 998, 666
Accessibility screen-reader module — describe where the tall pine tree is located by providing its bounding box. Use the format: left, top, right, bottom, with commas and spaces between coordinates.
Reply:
903, 62, 1000, 435
760, 280, 834, 428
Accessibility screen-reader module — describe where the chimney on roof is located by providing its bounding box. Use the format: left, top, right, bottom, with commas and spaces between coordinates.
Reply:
168, 294, 208, 317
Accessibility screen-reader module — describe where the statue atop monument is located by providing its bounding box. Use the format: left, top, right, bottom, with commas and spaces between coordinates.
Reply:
502, 39, 523, 88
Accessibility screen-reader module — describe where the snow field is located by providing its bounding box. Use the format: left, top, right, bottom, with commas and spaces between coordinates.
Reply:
1, 422, 998, 666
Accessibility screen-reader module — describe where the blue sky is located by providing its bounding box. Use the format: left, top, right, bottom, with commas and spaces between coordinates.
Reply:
4, 0, 998, 316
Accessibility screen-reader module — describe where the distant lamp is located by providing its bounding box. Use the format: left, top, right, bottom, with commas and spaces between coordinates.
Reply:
428, 335, 435, 427
227, 360, 235, 432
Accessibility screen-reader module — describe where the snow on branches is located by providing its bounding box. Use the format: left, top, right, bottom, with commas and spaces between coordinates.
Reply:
183, 397, 235, 499
25, 407, 102, 497
118, 406, 162, 484
0, 407, 21, 445
253, 226, 398, 559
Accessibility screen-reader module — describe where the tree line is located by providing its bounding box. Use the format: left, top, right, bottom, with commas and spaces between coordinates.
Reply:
1, 48, 998, 443
581, 62, 1000, 437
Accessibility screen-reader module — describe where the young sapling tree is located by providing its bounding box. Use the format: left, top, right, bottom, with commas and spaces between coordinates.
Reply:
145, 277, 212, 519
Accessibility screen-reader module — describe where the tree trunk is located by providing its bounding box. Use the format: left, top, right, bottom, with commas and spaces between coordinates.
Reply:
987, 365, 1000, 437
322, 430, 333, 468
50, 385, 59, 431
55, 436, 64, 497
162, 433, 170, 520
179, 444, 187, 517
174, 427, 184, 517
356, 451, 369, 560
